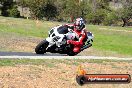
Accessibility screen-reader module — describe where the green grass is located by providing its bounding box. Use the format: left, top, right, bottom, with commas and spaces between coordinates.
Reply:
0, 16, 61, 38
87, 25, 132, 56
0, 59, 131, 66
0, 59, 57, 68
0, 16, 132, 56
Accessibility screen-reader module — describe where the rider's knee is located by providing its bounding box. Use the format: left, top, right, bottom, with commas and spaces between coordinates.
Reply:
73, 47, 80, 53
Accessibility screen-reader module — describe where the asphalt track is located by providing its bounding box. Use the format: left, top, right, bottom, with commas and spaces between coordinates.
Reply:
0, 51, 132, 60
0, 51, 63, 56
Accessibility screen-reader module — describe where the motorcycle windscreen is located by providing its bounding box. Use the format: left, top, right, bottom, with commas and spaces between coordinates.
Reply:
57, 26, 69, 34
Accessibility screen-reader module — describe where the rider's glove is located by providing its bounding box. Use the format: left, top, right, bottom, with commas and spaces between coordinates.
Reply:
68, 28, 73, 32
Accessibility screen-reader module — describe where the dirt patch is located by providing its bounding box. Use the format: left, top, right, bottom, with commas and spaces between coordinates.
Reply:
0, 33, 42, 52
0, 60, 132, 88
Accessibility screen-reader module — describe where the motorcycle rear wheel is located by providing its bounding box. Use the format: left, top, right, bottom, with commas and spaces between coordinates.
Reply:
35, 40, 49, 54
67, 51, 78, 56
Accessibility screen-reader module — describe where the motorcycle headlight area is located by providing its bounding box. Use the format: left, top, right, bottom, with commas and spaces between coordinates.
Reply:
53, 36, 61, 42
49, 29, 54, 36
50, 29, 54, 34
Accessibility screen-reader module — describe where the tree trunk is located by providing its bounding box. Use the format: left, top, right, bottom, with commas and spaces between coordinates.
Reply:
122, 18, 127, 27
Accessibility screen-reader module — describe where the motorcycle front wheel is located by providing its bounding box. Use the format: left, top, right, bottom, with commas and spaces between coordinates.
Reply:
35, 40, 49, 54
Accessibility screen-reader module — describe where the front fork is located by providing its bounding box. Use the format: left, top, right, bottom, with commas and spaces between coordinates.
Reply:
45, 37, 54, 50
46, 37, 63, 52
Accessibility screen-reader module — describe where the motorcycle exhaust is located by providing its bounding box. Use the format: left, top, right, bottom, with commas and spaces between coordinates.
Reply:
81, 44, 92, 51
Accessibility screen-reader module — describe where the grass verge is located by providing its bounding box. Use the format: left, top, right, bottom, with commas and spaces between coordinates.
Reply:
0, 16, 132, 56
0, 59, 132, 66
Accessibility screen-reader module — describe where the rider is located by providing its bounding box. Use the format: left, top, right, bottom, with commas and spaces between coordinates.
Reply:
65, 17, 87, 53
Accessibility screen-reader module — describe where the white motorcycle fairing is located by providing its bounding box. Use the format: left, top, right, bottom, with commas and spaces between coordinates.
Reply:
46, 25, 77, 48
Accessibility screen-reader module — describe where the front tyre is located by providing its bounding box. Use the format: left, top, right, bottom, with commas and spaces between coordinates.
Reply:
35, 40, 49, 54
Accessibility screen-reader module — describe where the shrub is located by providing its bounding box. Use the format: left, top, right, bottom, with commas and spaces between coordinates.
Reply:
103, 11, 119, 26
86, 9, 107, 25
8, 5, 20, 18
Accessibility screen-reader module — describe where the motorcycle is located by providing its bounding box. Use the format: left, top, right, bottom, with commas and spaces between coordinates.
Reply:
35, 25, 94, 56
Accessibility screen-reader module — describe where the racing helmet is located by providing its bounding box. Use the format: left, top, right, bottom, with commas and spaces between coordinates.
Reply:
74, 17, 85, 31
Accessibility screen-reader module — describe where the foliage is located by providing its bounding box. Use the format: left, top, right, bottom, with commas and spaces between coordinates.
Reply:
86, 9, 107, 25
42, 2, 58, 20
17, 0, 29, 7
7, 5, 20, 17
86, 0, 111, 25
103, 11, 119, 26
117, 6, 132, 26
111, 0, 132, 26
0, 0, 14, 16
26, 0, 46, 19
0, 0, 132, 26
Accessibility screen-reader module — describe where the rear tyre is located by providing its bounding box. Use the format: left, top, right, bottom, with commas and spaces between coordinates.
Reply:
67, 51, 78, 56
35, 40, 49, 54
66, 45, 78, 56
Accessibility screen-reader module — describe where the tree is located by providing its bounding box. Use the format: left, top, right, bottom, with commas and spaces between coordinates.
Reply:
119, 7, 132, 27
7, 5, 20, 17
80, 0, 91, 18
111, 0, 132, 27
64, 0, 79, 21
0, 0, 14, 16
119, 0, 132, 27
17, 0, 29, 17
42, 2, 58, 20
17, 0, 29, 7
86, 0, 111, 25
54, 0, 67, 21
20, 0, 57, 20
25, 0, 46, 19
86, 9, 107, 25
103, 11, 119, 26
59, 0, 90, 22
